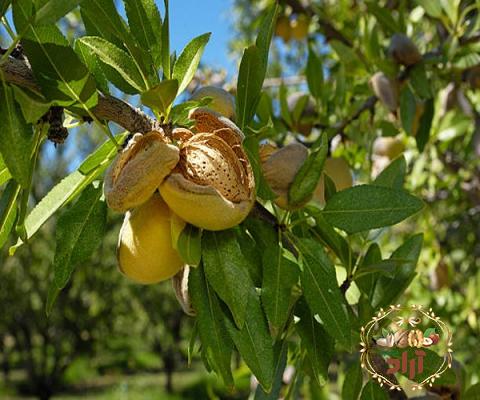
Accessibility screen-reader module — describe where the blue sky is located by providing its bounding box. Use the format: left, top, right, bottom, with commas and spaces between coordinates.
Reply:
164, 0, 236, 74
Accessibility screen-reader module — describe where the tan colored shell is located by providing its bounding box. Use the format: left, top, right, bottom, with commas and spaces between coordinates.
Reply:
261, 142, 309, 210
159, 116, 255, 231
189, 108, 244, 139
394, 329, 409, 348
172, 266, 196, 316
370, 72, 399, 112
259, 143, 279, 163
104, 131, 179, 212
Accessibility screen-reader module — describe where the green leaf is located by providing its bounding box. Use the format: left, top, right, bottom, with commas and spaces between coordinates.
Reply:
0, 83, 34, 188
52, 184, 106, 288
465, 383, 480, 399
81, 0, 130, 46
305, 206, 352, 270
173, 33, 211, 96
342, 362, 363, 400
295, 300, 334, 386
12, 86, 53, 124
254, 341, 287, 400
359, 381, 388, 400
11, 135, 124, 252
262, 245, 299, 336
288, 133, 328, 207
161, 0, 170, 78
78, 36, 146, 93
373, 156, 407, 189
372, 234, 423, 308
224, 291, 275, 392
355, 243, 382, 297
202, 230, 254, 328
366, 2, 401, 35
14, 15, 98, 108
399, 86, 417, 135
415, 0, 443, 18
189, 265, 234, 387
307, 45, 323, 100
0, 155, 12, 187
236, 45, 264, 130
141, 79, 179, 115
124, 0, 162, 68
416, 98, 434, 152
177, 224, 202, 266
0, 0, 10, 19
255, 2, 278, 72
330, 40, 364, 73
0, 181, 21, 248
409, 63, 432, 99
296, 238, 351, 348
35, 0, 83, 25
74, 39, 110, 94
322, 185, 424, 234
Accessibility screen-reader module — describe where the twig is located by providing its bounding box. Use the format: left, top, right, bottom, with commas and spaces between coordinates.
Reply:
0, 57, 158, 133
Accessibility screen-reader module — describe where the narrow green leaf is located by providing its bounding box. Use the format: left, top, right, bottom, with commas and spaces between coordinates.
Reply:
355, 242, 382, 298
81, 0, 130, 46
342, 362, 363, 400
255, 2, 278, 71
295, 300, 334, 386
0, 181, 20, 248
48, 184, 106, 312
11, 135, 124, 251
0, 155, 12, 187
305, 206, 351, 269
0, 0, 10, 19
373, 156, 407, 189
173, 33, 211, 96
322, 185, 424, 234
465, 383, 480, 399
307, 45, 323, 99
12, 86, 53, 124
14, 16, 98, 108
74, 39, 110, 94
323, 174, 337, 203
289, 133, 328, 207
415, 0, 443, 18
161, 0, 171, 78
262, 245, 299, 336
236, 45, 264, 130
0, 83, 34, 188
296, 238, 352, 348
202, 230, 254, 328
224, 291, 275, 392
254, 341, 287, 400
35, 0, 83, 25
189, 265, 234, 387
141, 79, 178, 115
177, 224, 202, 266
399, 86, 417, 135
416, 98, 434, 152
409, 63, 432, 99
359, 381, 388, 400
372, 234, 423, 308
78, 36, 146, 92
366, 2, 401, 35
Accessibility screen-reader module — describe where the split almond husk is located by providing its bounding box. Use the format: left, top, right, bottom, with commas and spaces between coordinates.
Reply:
104, 131, 179, 212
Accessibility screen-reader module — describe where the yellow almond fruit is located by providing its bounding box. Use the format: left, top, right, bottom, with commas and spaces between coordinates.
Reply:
291, 14, 310, 41
275, 15, 292, 43
190, 86, 236, 120
373, 136, 405, 159
313, 157, 353, 205
159, 124, 255, 231
104, 131, 179, 212
261, 142, 309, 210
117, 194, 184, 284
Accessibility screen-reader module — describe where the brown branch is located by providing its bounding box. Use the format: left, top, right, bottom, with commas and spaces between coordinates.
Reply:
0, 56, 158, 133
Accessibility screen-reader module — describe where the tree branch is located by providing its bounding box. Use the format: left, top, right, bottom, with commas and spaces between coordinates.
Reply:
0, 56, 158, 133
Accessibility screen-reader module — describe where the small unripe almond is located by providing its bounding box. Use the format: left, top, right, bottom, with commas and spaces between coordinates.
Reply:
260, 142, 309, 210
275, 15, 292, 43
389, 33, 422, 66
290, 14, 310, 40
190, 86, 236, 120
313, 157, 353, 205
370, 72, 399, 112
373, 136, 405, 159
